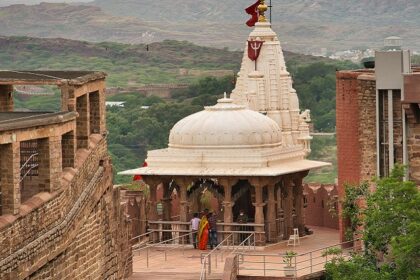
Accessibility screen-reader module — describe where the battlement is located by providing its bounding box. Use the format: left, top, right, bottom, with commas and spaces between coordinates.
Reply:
0, 71, 107, 216
0, 71, 131, 279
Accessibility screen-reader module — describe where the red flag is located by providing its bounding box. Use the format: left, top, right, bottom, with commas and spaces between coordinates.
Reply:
133, 161, 148, 181
245, 0, 260, 27
248, 40, 264, 61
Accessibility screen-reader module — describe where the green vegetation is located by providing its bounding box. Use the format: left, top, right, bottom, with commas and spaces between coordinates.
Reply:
283, 251, 298, 267
0, 37, 242, 87
325, 166, 420, 280
341, 182, 368, 241
1, 37, 359, 184
305, 135, 337, 183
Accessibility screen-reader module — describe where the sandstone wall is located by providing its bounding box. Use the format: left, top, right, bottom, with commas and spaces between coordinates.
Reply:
303, 184, 338, 230
0, 136, 131, 279
357, 76, 377, 182
336, 71, 363, 242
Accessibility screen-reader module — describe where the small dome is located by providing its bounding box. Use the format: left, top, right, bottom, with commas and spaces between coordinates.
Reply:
169, 97, 282, 149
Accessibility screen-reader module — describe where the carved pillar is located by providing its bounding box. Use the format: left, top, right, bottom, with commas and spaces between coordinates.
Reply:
294, 176, 305, 235
161, 178, 173, 240
277, 185, 285, 240
266, 183, 277, 242
219, 178, 235, 233
143, 176, 160, 242
283, 178, 294, 239
253, 183, 266, 245
174, 177, 192, 243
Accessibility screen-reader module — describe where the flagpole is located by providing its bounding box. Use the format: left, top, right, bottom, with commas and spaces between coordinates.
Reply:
269, 0, 272, 23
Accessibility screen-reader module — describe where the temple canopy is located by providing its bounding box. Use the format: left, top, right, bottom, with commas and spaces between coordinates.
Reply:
118, 6, 330, 245
119, 97, 328, 177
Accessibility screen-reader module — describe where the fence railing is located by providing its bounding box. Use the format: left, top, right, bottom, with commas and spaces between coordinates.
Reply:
147, 220, 264, 245
200, 232, 256, 280
235, 239, 361, 278
132, 231, 196, 268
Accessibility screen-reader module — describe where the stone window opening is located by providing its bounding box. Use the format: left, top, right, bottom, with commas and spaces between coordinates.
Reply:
62, 131, 75, 169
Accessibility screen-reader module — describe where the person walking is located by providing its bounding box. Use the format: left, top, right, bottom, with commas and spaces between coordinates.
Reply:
190, 213, 201, 249
208, 212, 218, 249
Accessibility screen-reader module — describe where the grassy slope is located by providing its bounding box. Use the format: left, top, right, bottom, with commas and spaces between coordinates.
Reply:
0, 36, 242, 87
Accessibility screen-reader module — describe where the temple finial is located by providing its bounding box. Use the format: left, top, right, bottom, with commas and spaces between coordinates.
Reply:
258, 0, 268, 22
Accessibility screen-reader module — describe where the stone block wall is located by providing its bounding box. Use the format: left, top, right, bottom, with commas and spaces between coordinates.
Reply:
357, 76, 377, 183
27, 182, 131, 280
303, 184, 338, 229
0, 142, 20, 215
0, 137, 131, 279
76, 94, 90, 149
336, 71, 363, 242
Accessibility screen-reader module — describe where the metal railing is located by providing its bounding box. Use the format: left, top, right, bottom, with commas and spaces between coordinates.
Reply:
200, 232, 256, 280
235, 239, 361, 278
147, 220, 264, 245
132, 231, 196, 268
19, 152, 39, 183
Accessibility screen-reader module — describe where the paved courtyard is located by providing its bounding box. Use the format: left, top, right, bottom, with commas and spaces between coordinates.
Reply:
130, 226, 341, 279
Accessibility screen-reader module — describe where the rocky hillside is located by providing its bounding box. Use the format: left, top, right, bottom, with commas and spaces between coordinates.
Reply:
0, 1, 419, 52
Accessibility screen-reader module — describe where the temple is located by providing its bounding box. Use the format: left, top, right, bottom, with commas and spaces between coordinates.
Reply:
120, 3, 329, 245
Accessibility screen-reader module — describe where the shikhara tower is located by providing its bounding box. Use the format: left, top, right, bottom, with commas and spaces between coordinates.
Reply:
120, 1, 328, 246
231, 6, 312, 155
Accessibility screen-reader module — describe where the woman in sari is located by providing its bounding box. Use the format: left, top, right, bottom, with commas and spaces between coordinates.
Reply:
198, 214, 209, 250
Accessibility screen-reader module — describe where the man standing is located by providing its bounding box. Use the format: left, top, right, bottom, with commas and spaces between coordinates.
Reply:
190, 213, 200, 249
237, 209, 249, 243
208, 212, 218, 249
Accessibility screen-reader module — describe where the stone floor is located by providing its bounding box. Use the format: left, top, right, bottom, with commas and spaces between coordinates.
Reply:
130, 226, 340, 280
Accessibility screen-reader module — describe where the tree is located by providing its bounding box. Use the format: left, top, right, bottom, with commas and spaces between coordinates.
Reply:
325, 166, 420, 279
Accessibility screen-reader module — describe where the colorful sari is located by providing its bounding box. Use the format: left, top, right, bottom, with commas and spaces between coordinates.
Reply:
198, 215, 209, 250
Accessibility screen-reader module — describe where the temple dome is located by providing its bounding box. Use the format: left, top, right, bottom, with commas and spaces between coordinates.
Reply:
169, 97, 282, 149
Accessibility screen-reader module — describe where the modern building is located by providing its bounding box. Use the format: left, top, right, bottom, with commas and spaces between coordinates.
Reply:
336, 38, 420, 242
0, 71, 131, 279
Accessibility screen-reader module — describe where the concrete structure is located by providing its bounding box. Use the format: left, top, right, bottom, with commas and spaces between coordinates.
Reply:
336, 46, 420, 242
0, 71, 131, 279
120, 13, 329, 244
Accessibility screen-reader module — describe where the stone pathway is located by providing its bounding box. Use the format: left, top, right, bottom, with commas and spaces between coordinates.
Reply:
130, 226, 340, 279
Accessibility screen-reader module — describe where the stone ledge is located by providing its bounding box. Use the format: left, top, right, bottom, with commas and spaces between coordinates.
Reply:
0, 111, 78, 132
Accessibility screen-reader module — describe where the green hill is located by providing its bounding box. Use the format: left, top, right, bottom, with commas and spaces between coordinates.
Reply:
1, 1, 419, 52
0, 35, 357, 183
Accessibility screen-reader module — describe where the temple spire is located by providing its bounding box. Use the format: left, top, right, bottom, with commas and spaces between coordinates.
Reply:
258, 0, 268, 22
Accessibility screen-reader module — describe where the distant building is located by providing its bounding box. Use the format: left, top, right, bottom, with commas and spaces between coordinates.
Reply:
106, 101, 126, 107
0, 71, 131, 279
336, 41, 420, 242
